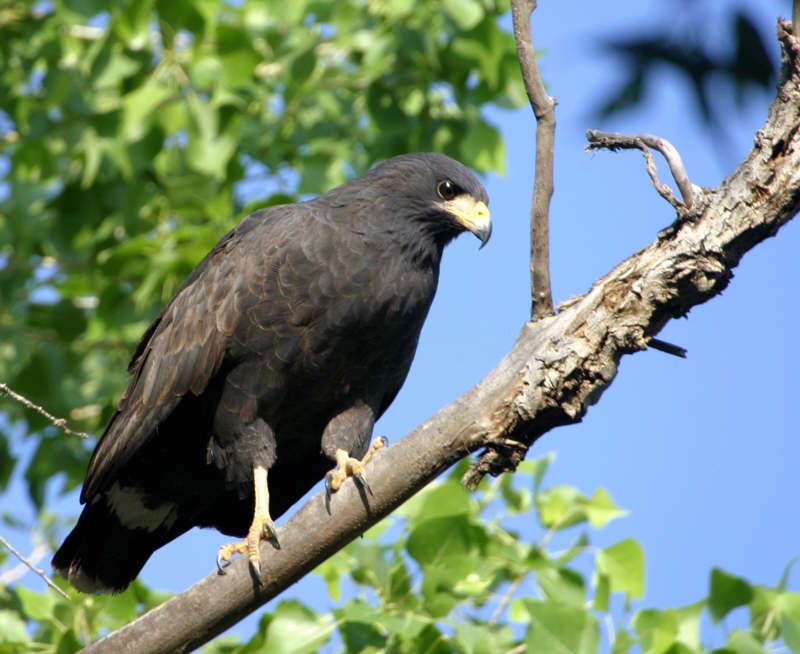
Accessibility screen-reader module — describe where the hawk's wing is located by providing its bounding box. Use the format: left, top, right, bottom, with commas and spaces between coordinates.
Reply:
80, 207, 304, 501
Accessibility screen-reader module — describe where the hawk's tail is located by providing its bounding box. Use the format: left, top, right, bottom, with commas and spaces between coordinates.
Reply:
52, 490, 184, 595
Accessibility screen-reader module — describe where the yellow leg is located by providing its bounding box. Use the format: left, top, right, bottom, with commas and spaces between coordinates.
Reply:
325, 436, 387, 495
217, 465, 278, 577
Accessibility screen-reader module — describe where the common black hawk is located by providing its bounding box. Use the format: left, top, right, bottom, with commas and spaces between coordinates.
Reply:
52, 152, 491, 594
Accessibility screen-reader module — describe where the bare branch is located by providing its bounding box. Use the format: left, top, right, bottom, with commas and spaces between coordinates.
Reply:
0, 382, 90, 439
585, 131, 696, 209
648, 338, 688, 358
794, 0, 800, 37
0, 542, 48, 585
510, 0, 556, 320
489, 573, 526, 626
78, 21, 800, 654
0, 535, 71, 600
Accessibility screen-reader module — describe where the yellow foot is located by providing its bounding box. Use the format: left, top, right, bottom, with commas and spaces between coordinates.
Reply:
217, 465, 278, 577
325, 436, 387, 497
216, 511, 279, 576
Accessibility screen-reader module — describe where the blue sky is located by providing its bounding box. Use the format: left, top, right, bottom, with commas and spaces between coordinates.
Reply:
4, 0, 798, 648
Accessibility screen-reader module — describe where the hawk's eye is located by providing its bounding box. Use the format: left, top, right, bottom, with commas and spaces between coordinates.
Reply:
437, 180, 458, 201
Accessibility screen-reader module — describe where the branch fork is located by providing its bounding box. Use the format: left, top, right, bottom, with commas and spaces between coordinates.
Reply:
585, 130, 698, 210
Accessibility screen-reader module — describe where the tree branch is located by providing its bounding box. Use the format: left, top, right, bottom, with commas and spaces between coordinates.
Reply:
78, 20, 800, 654
0, 536, 71, 600
510, 0, 556, 320
0, 382, 90, 439
585, 131, 697, 209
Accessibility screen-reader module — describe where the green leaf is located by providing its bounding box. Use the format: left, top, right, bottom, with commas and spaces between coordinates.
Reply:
407, 516, 482, 574
633, 609, 678, 654
748, 586, 779, 640
260, 600, 333, 654
56, 629, 84, 654
122, 78, 172, 141
781, 613, 800, 654
399, 479, 474, 526
442, 0, 485, 30
186, 96, 240, 180
335, 600, 387, 653
584, 488, 628, 528
715, 629, 767, 654
92, 46, 142, 89
0, 609, 31, 645
289, 47, 317, 86
102, 587, 140, 631
314, 557, 343, 602
460, 119, 506, 174
522, 452, 555, 492
596, 538, 645, 599
536, 485, 588, 530
594, 574, 610, 612
708, 568, 753, 623
17, 585, 55, 622
661, 644, 697, 654
0, 435, 14, 492
776, 591, 800, 617
216, 25, 260, 87
779, 557, 799, 592
452, 621, 515, 654
523, 600, 599, 654
610, 628, 635, 654
673, 601, 704, 650
537, 567, 586, 607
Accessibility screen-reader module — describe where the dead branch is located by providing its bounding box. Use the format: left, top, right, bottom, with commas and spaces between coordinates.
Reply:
511, 0, 556, 320
585, 131, 697, 209
78, 20, 800, 654
0, 535, 70, 600
0, 382, 90, 439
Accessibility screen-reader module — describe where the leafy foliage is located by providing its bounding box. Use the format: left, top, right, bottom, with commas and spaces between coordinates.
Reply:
4, 457, 799, 653
0, 0, 521, 512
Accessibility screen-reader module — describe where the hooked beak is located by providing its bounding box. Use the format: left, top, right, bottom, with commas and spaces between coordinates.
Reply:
443, 196, 492, 248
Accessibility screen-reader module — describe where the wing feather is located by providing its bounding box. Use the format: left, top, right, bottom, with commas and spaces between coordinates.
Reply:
81, 207, 303, 501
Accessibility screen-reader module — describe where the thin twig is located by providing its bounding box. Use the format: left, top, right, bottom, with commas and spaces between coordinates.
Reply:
489, 573, 526, 626
0, 535, 71, 600
510, 0, 555, 320
585, 130, 696, 209
0, 382, 89, 439
0, 542, 48, 584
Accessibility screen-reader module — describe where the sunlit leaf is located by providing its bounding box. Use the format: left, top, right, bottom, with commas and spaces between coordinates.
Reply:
523, 600, 599, 654
708, 568, 753, 623
596, 538, 645, 599
260, 600, 334, 654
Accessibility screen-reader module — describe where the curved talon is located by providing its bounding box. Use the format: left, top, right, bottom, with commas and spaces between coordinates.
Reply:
326, 438, 386, 500
354, 469, 371, 494
249, 555, 261, 578
217, 465, 277, 580
216, 540, 244, 575
263, 516, 279, 546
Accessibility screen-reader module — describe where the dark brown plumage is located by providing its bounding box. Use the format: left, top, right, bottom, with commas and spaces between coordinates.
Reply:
52, 152, 491, 593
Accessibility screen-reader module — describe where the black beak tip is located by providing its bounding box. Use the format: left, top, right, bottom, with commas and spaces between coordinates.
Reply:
477, 224, 492, 249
